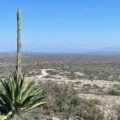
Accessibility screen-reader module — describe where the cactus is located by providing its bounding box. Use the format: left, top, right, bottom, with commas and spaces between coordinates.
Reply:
16, 8, 21, 79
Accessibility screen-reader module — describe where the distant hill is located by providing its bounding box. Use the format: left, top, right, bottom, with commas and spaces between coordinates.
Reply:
89, 47, 120, 55
22, 48, 120, 55
0, 47, 120, 55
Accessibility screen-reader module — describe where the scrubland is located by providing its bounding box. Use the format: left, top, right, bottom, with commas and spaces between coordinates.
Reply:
1, 53, 120, 120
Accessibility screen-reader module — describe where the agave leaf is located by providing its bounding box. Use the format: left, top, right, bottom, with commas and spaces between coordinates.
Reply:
30, 88, 43, 97
0, 93, 12, 111
20, 81, 33, 103
8, 79, 15, 102
1, 80, 9, 95
26, 102, 47, 112
20, 78, 24, 88
0, 98, 6, 105
7, 111, 13, 117
21, 95, 34, 107
29, 96, 45, 107
18, 82, 28, 101
1, 80, 15, 104
4, 81, 12, 100
14, 81, 19, 102
16, 81, 24, 103
21, 81, 33, 97
20, 88, 32, 105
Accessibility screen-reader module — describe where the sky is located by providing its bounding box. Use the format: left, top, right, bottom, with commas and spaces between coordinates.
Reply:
0, 0, 120, 52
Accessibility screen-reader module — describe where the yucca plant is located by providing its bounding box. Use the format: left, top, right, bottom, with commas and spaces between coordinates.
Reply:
0, 75, 46, 118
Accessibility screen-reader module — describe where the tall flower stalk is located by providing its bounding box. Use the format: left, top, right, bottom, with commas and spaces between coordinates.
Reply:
16, 8, 21, 79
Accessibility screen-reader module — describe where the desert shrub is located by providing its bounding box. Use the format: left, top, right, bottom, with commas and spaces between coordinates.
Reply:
108, 89, 120, 96
40, 81, 103, 120
47, 70, 58, 75
88, 99, 101, 105
75, 99, 103, 120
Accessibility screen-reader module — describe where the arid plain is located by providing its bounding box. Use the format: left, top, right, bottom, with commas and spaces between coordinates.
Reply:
1, 53, 120, 120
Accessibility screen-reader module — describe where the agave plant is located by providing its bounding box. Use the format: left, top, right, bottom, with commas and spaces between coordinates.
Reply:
0, 8, 46, 119
0, 75, 46, 118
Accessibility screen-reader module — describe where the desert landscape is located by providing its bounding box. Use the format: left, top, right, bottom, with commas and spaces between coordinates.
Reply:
0, 1, 119, 119
0, 53, 120, 120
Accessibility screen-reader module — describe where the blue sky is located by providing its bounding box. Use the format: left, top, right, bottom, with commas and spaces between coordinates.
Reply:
0, 0, 120, 52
